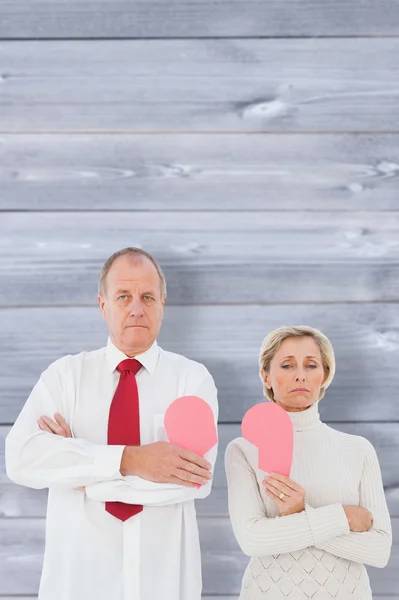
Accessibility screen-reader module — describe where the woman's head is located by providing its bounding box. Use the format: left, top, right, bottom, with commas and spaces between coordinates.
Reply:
259, 326, 335, 412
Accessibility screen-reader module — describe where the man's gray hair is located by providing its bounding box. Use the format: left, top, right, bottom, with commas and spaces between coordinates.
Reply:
98, 247, 167, 298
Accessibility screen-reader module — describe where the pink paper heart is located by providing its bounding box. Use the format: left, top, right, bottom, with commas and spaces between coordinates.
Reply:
242, 402, 293, 476
164, 395, 217, 457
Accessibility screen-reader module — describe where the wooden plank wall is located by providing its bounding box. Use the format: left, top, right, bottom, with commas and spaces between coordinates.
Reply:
1, 0, 399, 597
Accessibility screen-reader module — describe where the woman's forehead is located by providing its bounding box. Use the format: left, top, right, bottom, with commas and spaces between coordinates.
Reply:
275, 337, 321, 358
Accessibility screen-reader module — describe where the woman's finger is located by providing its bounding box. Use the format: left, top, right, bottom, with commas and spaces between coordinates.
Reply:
264, 487, 285, 505
264, 481, 290, 499
269, 472, 302, 493
264, 477, 293, 497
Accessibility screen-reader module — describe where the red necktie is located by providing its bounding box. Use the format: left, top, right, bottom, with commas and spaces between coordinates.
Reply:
106, 358, 143, 522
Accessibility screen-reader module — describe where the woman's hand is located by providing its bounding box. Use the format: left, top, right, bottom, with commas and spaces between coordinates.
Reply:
343, 505, 373, 532
263, 472, 306, 516
38, 413, 73, 438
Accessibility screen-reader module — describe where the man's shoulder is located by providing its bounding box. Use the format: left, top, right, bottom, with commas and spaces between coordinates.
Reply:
44, 345, 106, 376
159, 347, 211, 380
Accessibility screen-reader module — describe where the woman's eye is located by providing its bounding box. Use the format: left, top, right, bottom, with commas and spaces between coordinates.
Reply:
281, 365, 291, 369
308, 364, 317, 369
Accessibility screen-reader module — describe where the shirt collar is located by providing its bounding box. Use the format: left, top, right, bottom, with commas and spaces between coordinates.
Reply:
106, 337, 159, 375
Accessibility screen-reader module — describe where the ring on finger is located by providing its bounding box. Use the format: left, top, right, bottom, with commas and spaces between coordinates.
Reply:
278, 491, 286, 500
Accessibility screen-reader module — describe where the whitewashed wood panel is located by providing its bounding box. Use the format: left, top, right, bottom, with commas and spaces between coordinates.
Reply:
1, 134, 398, 210
1, 303, 399, 423
1, 39, 398, 132
2, 423, 398, 518
1, 0, 398, 38
2, 211, 399, 306
0, 518, 397, 595
2, 597, 396, 600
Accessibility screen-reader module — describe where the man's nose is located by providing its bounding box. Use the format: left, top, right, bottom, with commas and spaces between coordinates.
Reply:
128, 298, 145, 316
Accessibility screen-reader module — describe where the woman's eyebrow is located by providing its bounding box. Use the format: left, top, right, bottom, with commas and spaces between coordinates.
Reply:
280, 355, 319, 359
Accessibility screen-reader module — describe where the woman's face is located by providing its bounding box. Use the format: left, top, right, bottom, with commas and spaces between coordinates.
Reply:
261, 336, 328, 412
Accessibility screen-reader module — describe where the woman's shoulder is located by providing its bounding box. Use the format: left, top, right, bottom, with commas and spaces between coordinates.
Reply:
324, 424, 376, 455
225, 436, 258, 467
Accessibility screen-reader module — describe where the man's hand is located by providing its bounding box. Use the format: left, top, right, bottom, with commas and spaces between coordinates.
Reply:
37, 414, 84, 492
343, 505, 373, 532
38, 415, 213, 489
263, 472, 306, 516
38, 413, 73, 438
121, 442, 212, 488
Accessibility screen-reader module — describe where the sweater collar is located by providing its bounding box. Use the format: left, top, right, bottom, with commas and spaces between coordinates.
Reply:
285, 399, 322, 432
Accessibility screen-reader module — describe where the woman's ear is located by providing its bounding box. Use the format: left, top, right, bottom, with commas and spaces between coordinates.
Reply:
260, 369, 271, 389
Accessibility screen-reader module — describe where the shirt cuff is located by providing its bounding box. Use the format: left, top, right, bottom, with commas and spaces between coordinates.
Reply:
305, 502, 350, 547
93, 444, 126, 480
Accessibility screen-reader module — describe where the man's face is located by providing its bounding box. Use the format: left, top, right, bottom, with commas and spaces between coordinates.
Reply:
98, 255, 166, 356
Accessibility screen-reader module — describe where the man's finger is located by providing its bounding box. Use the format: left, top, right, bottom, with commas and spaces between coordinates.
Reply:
174, 468, 209, 487
179, 458, 212, 480
178, 448, 211, 470
38, 418, 54, 434
169, 474, 196, 488
54, 414, 72, 437
40, 416, 65, 436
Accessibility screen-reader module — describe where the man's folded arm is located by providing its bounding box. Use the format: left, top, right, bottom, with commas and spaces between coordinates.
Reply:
6, 372, 125, 489
85, 370, 219, 505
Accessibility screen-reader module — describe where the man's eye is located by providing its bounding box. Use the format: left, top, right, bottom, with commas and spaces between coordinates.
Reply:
143, 295, 153, 301
119, 295, 128, 300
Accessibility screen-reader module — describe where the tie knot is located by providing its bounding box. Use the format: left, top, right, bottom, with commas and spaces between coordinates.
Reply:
117, 359, 142, 375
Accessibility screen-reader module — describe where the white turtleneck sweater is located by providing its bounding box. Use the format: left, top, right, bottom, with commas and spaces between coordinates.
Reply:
225, 400, 392, 599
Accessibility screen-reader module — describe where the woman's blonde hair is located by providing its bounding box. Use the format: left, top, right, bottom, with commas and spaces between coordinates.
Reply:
258, 325, 335, 402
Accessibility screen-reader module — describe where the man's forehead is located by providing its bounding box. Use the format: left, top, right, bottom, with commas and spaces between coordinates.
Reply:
107, 256, 159, 288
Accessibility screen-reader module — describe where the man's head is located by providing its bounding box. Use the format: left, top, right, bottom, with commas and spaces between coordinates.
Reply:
98, 248, 167, 356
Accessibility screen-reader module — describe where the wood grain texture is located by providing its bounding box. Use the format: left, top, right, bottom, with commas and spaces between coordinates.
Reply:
1, 39, 399, 132
1, 134, 399, 211
0, 517, 397, 595
2, 423, 398, 518
2, 211, 399, 306
1, 0, 399, 38
1, 303, 399, 422
2, 597, 397, 600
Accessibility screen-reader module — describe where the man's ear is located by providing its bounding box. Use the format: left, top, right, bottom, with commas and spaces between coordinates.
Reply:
98, 294, 106, 320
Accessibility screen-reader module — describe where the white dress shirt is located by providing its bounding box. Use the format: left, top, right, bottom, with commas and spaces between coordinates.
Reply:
5, 338, 219, 600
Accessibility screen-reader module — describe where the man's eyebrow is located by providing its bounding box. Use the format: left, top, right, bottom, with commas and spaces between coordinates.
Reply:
114, 289, 157, 295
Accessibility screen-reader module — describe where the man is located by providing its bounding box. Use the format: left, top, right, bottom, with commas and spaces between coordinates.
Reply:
5, 247, 219, 600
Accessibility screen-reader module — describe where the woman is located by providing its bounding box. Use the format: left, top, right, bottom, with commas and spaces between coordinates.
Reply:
225, 325, 392, 599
